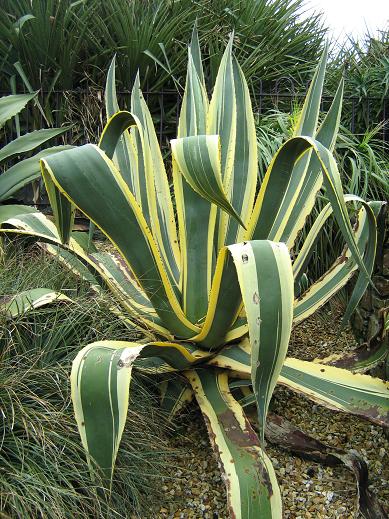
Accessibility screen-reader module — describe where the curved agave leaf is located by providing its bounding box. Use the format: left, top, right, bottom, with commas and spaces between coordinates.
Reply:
0, 145, 73, 202
171, 134, 245, 227
228, 241, 294, 443
191, 245, 242, 347
85, 250, 171, 335
221, 57, 258, 247
248, 138, 314, 241
0, 203, 39, 218
43, 111, 139, 249
0, 127, 71, 164
0, 204, 61, 241
342, 200, 385, 323
42, 167, 75, 245
105, 57, 141, 202
280, 358, 389, 428
0, 91, 36, 128
0, 205, 176, 336
281, 80, 344, 247
252, 45, 341, 250
71, 340, 209, 481
248, 136, 373, 285
0, 205, 168, 335
293, 200, 377, 324
38, 242, 101, 291
39, 242, 158, 339
209, 341, 389, 428
313, 341, 389, 374
40, 144, 199, 338
193, 240, 293, 349
207, 35, 236, 188
105, 65, 181, 286
89, 106, 138, 256
130, 75, 181, 283
173, 34, 213, 323
206, 36, 257, 248
293, 43, 328, 138
292, 194, 362, 283
0, 288, 71, 318
225, 194, 377, 338
191, 240, 294, 447
0, 205, 95, 260
187, 369, 282, 519
293, 196, 380, 324
98, 109, 137, 158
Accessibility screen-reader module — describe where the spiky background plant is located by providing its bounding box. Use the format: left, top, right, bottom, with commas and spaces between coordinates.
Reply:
256, 110, 389, 201
0, 89, 71, 202
0, 28, 388, 518
327, 28, 389, 135
0, 0, 327, 151
0, 0, 325, 92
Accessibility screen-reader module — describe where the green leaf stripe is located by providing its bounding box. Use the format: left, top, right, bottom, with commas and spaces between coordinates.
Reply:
0, 127, 70, 163
0, 146, 73, 202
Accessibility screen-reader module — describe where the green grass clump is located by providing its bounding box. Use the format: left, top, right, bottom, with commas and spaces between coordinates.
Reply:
0, 242, 172, 518
256, 110, 388, 202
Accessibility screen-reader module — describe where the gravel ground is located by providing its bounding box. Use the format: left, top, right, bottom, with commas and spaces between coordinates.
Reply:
144, 417, 228, 519
145, 305, 388, 519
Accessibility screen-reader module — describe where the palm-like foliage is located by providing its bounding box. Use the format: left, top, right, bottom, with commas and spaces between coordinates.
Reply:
91, 0, 326, 90
0, 28, 388, 518
0, 0, 327, 151
0, 0, 91, 91
0, 90, 71, 202
0, 0, 325, 92
327, 28, 389, 134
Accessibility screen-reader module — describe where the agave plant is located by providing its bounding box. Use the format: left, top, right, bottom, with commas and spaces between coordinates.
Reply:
1, 28, 388, 518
